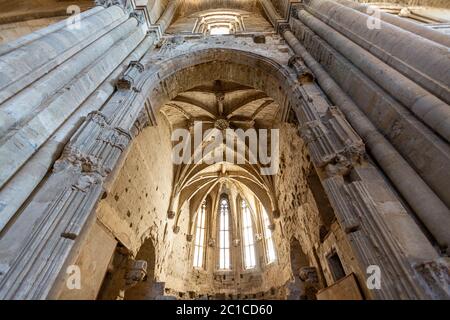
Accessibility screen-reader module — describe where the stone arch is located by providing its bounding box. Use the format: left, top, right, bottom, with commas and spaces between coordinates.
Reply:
125, 50, 303, 294
287, 237, 312, 300
139, 48, 297, 114
289, 237, 310, 276
124, 237, 158, 300
132, 48, 300, 229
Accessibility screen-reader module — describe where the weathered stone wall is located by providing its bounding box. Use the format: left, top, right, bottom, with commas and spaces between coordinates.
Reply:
274, 123, 362, 296
96, 114, 174, 254
55, 221, 117, 299
0, 16, 65, 44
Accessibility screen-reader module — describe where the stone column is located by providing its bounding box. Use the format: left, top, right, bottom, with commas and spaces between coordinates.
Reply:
294, 9, 450, 144
258, 0, 284, 27
287, 48, 445, 299
0, 5, 128, 104
282, 27, 450, 253
301, 0, 450, 105
333, 0, 450, 48
288, 16, 450, 211
0, 30, 156, 232
0, 58, 154, 299
0, 7, 104, 56
0, 16, 147, 194
152, 0, 182, 36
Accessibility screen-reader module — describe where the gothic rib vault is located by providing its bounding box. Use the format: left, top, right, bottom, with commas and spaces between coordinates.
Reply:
0, 0, 449, 300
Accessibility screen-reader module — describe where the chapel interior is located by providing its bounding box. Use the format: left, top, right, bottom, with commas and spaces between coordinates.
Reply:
0, 0, 449, 300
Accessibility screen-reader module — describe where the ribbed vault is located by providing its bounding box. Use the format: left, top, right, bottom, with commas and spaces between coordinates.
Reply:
160, 80, 281, 234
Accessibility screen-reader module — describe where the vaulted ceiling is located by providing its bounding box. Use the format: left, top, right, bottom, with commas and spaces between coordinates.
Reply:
160, 80, 279, 130
161, 80, 280, 229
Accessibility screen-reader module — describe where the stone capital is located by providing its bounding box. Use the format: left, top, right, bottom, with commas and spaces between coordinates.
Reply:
277, 23, 290, 35
95, 0, 132, 12
167, 210, 176, 219
116, 61, 145, 90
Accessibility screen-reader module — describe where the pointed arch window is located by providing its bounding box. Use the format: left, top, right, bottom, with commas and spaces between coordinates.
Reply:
193, 200, 207, 268
241, 200, 256, 269
219, 197, 231, 269
262, 207, 276, 263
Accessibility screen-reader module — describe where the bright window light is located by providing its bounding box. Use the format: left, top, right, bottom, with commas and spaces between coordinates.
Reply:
262, 207, 276, 263
219, 198, 231, 269
210, 26, 230, 35
193, 200, 207, 268
242, 200, 256, 269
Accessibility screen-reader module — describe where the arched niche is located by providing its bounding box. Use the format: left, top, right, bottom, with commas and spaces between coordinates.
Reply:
125, 237, 158, 300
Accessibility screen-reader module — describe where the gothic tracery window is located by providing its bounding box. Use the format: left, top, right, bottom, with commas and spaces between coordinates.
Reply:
262, 207, 276, 263
241, 199, 256, 269
219, 197, 231, 269
193, 200, 207, 268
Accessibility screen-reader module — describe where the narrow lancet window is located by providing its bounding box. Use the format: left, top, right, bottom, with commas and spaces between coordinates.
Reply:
242, 200, 256, 269
262, 207, 276, 263
193, 200, 207, 268
219, 197, 231, 269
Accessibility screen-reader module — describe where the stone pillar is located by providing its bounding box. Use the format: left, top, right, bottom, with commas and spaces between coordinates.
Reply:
294, 9, 450, 144
282, 26, 450, 253
258, 0, 285, 28
275, 13, 448, 297
334, 0, 450, 47
301, 0, 450, 105
0, 7, 104, 56
0, 5, 128, 104
0, 56, 156, 298
0, 30, 156, 232
151, 0, 182, 37
288, 16, 450, 211
0, 16, 147, 196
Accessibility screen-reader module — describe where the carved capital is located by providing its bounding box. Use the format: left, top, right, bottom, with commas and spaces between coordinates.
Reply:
272, 209, 280, 219
116, 61, 145, 90
278, 23, 290, 35
300, 106, 365, 175
125, 260, 147, 288
129, 10, 145, 25
167, 210, 176, 219
291, 6, 300, 19
186, 234, 193, 242
173, 225, 180, 234
95, 0, 132, 12
208, 238, 216, 247
324, 154, 353, 177
132, 109, 151, 137
54, 110, 132, 178
290, 3, 304, 19
288, 55, 315, 84
299, 266, 319, 284
414, 258, 450, 299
